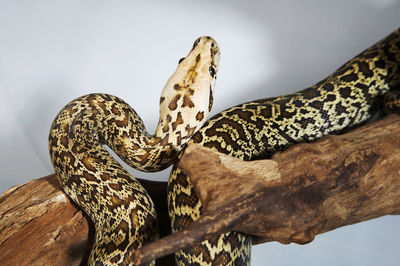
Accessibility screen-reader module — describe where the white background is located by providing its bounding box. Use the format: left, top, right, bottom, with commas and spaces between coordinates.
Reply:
1, 0, 400, 265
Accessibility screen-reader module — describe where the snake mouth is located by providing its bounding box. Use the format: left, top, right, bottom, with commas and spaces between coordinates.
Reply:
191, 36, 220, 58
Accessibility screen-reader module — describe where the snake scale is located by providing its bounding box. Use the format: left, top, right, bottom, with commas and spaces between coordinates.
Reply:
49, 36, 220, 265
168, 28, 400, 265
49, 28, 400, 265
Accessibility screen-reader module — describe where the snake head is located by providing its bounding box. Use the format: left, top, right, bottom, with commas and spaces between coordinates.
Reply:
156, 36, 220, 149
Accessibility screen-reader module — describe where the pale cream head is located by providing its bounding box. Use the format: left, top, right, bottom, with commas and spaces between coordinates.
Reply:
155, 36, 220, 149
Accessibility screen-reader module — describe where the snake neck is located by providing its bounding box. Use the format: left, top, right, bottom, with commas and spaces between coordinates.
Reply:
155, 36, 220, 148
48, 36, 221, 265
50, 36, 220, 173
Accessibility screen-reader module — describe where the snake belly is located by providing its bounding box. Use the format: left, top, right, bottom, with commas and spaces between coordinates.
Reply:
168, 28, 400, 265
48, 36, 220, 265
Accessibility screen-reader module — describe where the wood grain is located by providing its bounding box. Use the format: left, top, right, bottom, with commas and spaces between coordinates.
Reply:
133, 114, 400, 264
1, 115, 400, 265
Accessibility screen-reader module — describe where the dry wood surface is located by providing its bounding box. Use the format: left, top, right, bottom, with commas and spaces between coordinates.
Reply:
1, 115, 400, 265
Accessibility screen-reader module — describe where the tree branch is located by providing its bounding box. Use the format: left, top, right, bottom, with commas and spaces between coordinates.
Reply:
0, 175, 173, 265
1, 115, 400, 265
133, 114, 400, 264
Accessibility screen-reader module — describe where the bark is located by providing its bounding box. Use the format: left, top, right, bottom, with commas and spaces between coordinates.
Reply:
133, 114, 400, 264
0, 175, 173, 265
1, 115, 400, 265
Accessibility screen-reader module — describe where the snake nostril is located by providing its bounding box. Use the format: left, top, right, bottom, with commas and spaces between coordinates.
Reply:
178, 57, 185, 64
192, 38, 201, 51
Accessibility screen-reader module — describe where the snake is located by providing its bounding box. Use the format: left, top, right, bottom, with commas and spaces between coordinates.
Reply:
49, 36, 220, 265
167, 28, 400, 265
48, 28, 400, 265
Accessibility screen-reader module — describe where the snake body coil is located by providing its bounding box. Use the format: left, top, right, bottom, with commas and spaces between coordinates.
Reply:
168, 29, 400, 265
49, 29, 400, 265
49, 37, 220, 264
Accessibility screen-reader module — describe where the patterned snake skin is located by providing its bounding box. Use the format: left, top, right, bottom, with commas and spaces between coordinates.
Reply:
49, 36, 219, 265
168, 28, 400, 265
49, 28, 400, 265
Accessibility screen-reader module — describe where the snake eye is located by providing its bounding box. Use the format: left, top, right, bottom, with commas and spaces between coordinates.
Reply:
178, 57, 185, 64
209, 66, 216, 78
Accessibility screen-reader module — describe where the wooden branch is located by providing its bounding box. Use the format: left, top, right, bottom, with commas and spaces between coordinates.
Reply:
0, 175, 173, 265
133, 114, 400, 264
1, 115, 400, 265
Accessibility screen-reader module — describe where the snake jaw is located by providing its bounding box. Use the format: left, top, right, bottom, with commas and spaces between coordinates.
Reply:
156, 36, 220, 150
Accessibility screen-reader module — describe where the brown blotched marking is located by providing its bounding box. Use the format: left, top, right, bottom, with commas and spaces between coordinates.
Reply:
111, 195, 124, 206
110, 254, 121, 264
339, 86, 352, 98
98, 100, 111, 116
159, 96, 165, 104
183, 54, 201, 84
50, 31, 400, 265
108, 182, 123, 191
114, 111, 129, 127
208, 88, 214, 112
168, 30, 400, 265
82, 170, 98, 182
173, 83, 181, 90
184, 124, 196, 138
187, 68, 198, 84
173, 213, 196, 234
49, 36, 221, 265
114, 220, 131, 249
358, 61, 374, 78
162, 114, 172, 133
196, 53, 201, 63
100, 172, 113, 181
58, 150, 76, 167
191, 131, 203, 144
340, 71, 359, 82
60, 135, 69, 148
168, 94, 181, 111
213, 250, 231, 265
195, 111, 204, 121
172, 112, 184, 131
182, 94, 195, 108
82, 155, 100, 172
111, 105, 121, 116
174, 188, 199, 210
86, 94, 97, 109
191, 38, 201, 51
301, 87, 321, 99
170, 166, 190, 188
